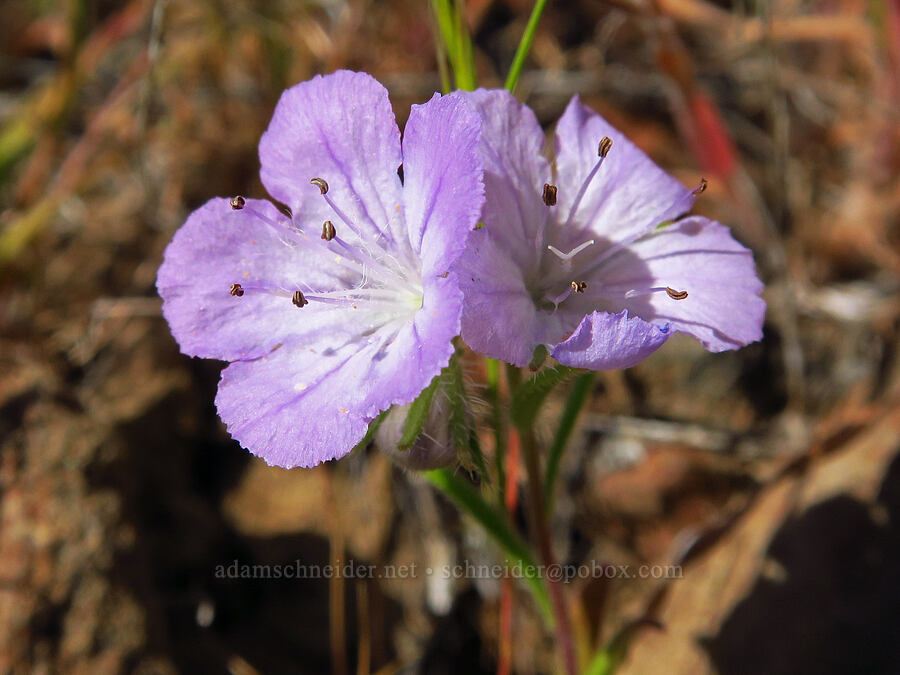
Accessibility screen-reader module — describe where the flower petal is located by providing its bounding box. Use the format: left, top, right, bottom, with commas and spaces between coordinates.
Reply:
401, 92, 484, 275
214, 272, 463, 468
215, 337, 382, 468
456, 89, 551, 270
259, 70, 404, 244
596, 216, 765, 351
551, 310, 670, 370
553, 96, 695, 246
157, 197, 343, 361
458, 231, 542, 367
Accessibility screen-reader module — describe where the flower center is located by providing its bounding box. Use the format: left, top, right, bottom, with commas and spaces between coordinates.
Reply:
227, 183, 423, 326
530, 138, 689, 313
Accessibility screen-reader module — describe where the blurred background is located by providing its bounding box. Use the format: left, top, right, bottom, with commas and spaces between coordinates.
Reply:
2, 0, 900, 673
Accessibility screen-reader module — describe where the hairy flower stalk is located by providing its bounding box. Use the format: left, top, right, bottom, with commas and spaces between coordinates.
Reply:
157, 71, 484, 467
456, 90, 765, 369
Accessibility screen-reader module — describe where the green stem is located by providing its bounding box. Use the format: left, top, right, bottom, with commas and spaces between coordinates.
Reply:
424, 468, 553, 623
507, 364, 578, 675
486, 357, 506, 505
504, 0, 550, 93
543, 372, 594, 512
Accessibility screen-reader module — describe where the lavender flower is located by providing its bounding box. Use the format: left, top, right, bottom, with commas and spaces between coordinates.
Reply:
156, 71, 483, 467
456, 90, 765, 369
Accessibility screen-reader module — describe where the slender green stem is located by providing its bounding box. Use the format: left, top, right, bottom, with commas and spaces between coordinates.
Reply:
424, 468, 553, 623
486, 357, 507, 505
431, 0, 477, 91
504, 0, 550, 92
543, 372, 594, 512
507, 364, 578, 675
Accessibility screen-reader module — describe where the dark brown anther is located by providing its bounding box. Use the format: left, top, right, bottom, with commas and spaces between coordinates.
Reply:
693, 178, 708, 195
666, 287, 688, 300
229, 283, 244, 297
542, 183, 558, 206
321, 220, 336, 241
292, 290, 309, 308
230, 196, 246, 210
397, 163, 404, 185
570, 280, 588, 293
598, 137, 613, 158
310, 177, 329, 194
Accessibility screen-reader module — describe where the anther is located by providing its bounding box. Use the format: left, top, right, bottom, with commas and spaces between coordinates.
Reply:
598, 136, 613, 158
310, 177, 329, 195
397, 164, 404, 185
230, 196, 245, 210
542, 183, 558, 206
570, 281, 587, 293
666, 287, 689, 300
229, 283, 244, 297
321, 220, 336, 241
292, 290, 309, 308
693, 178, 708, 195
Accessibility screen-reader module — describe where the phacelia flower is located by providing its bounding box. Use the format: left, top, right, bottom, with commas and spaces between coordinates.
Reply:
156, 71, 483, 467
456, 90, 765, 369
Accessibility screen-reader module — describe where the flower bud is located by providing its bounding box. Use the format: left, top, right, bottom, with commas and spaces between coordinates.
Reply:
376, 393, 459, 471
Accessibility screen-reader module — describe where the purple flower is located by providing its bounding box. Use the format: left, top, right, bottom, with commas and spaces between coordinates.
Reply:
156, 71, 484, 468
456, 90, 765, 369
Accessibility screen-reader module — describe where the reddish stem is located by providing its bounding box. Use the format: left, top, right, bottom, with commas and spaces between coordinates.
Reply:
497, 429, 521, 675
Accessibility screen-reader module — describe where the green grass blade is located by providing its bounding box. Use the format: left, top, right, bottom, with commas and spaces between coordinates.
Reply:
424, 468, 553, 623
543, 372, 594, 511
504, 0, 550, 93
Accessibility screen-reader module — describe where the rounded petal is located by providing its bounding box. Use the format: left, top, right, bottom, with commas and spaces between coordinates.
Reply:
259, 70, 404, 244
214, 271, 464, 468
553, 96, 695, 246
215, 337, 382, 468
458, 89, 551, 270
156, 198, 326, 361
401, 92, 484, 275
597, 216, 766, 351
551, 310, 670, 370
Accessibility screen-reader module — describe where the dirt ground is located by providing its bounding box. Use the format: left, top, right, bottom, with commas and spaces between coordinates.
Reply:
2, 0, 900, 673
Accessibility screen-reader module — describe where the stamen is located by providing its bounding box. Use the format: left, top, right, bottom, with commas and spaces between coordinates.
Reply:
571, 281, 587, 293
622, 286, 689, 300
598, 136, 613, 158
229, 283, 244, 297
547, 239, 595, 261
326, 236, 420, 294
321, 220, 336, 241
542, 183, 558, 206
230, 196, 246, 210
311, 179, 364, 240
292, 290, 309, 308
563, 137, 613, 228
693, 178, 708, 195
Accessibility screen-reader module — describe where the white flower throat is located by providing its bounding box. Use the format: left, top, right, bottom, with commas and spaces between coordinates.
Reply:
227, 178, 425, 330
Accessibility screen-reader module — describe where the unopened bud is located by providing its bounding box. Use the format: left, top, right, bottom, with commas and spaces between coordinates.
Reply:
376, 392, 459, 471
